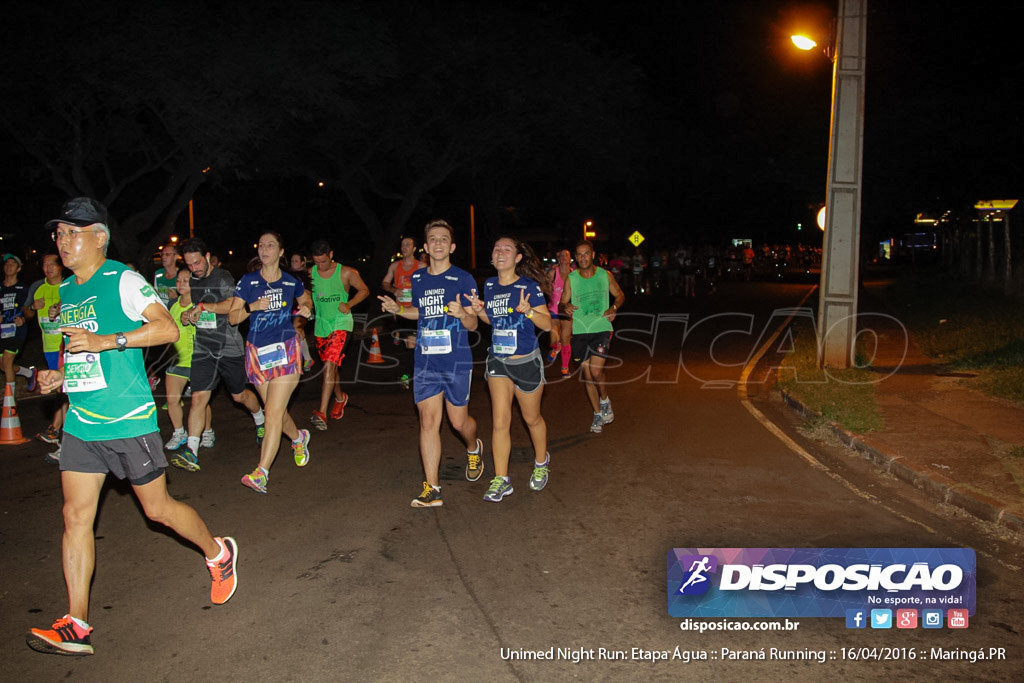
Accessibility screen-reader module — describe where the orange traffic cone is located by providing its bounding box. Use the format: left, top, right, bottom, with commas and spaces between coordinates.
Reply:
366, 328, 386, 364
0, 383, 30, 445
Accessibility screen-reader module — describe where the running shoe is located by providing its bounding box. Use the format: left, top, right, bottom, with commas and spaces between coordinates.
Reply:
26, 615, 94, 656
37, 424, 61, 444
201, 429, 216, 448
411, 482, 443, 508
44, 446, 61, 465
164, 428, 187, 451
329, 392, 348, 420
590, 412, 603, 434
547, 347, 559, 362
530, 457, 550, 491
303, 358, 315, 372
600, 397, 614, 425
27, 366, 38, 392
148, 376, 161, 391
310, 410, 328, 431
207, 536, 238, 605
255, 423, 265, 447
483, 476, 514, 503
465, 438, 484, 482
169, 446, 200, 472
241, 468, 267, 494
292, 429, 311, 467
560, 367, 570, 377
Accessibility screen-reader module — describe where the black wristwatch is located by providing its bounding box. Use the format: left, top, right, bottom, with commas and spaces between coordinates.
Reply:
115, 332, 127, 352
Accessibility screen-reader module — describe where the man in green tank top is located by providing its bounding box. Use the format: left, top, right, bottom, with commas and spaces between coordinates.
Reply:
26, 198, 237, 658
561, 240, 625, 435
309, 239, 369, 430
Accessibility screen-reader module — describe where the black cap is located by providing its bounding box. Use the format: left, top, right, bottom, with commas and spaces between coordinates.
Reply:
45, 197, 109, 229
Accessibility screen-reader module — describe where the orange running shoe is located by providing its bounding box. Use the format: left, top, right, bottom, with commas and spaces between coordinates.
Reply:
26, 615, 94, 656
207, 536, 239, 605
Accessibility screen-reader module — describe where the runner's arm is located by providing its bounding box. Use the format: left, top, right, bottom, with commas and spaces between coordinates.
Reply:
605, 273, 626, 320
559, 275, 576, 316
59, 301, 178, 353
379, 295, 418, 320
343, 267, 371, 311
381, 262, 398, 295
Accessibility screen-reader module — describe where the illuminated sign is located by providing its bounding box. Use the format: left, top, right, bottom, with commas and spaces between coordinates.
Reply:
974, 200, 1018, 211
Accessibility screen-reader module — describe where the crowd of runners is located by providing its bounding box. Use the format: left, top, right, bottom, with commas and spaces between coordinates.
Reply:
17, 198, 627, 657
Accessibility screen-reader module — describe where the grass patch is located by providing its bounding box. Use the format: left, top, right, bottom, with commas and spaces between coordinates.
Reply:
883, 270, 1024, 404
777, 319, 884, 433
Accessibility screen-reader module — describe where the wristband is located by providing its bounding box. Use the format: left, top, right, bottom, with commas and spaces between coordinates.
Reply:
198, 302, 204, 311
244, 302, 251, 314
398, 305, 405, 315
526, 309, 534, 319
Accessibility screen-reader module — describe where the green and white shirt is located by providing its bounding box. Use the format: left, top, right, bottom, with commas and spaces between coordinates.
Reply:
60, 260, 162, 441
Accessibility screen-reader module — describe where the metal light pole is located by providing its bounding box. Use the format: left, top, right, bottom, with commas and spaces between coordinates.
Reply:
817, 0, 867, 367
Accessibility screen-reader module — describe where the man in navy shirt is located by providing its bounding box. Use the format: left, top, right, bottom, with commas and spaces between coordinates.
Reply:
379, 220, 482, 507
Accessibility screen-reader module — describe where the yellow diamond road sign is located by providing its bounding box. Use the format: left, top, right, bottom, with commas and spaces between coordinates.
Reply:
627, 231, 645, 247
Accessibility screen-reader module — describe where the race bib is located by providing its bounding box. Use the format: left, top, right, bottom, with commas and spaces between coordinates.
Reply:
256, 342, 289, 370
0, 323, 15, 340
398, 287, 412, 303
493, 328, 517, 355
196, 310, 217, 329
63, 352, 108, 392
40, 316, 61, 336
420, 328, 452, 355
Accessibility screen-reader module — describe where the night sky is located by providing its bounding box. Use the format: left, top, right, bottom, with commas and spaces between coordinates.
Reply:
2, 1, 1021, 259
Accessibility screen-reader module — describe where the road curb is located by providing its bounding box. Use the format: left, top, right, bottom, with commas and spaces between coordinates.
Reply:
778, 389, 1024, 535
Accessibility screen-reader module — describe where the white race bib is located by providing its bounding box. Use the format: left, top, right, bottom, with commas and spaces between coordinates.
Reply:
196, 310, 217, 329
492, 328, 517, 355
420, 328, 452, 355
0, 323, 15, 340
256, 342, 289, 370
63, 352, 108, 392
40, 316, 61, 336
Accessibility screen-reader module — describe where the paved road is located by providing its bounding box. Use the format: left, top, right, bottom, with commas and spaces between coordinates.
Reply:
1, 281, 1020, 681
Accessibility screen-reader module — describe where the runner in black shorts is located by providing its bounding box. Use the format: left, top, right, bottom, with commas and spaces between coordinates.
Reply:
465, 236, 553, 501
27, 198, 237, 657
561, 241, 625, 434
170, 238, 266, 472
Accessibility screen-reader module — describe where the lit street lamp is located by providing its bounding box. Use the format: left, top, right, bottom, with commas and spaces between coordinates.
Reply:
793, 0, 867, 368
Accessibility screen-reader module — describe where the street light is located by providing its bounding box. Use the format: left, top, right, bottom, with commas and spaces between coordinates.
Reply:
583, 220, 596, 240
792, 0, 867, 369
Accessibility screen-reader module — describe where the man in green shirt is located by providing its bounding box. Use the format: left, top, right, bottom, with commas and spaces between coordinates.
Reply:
309, 239, 369, 430
26, 198, 237, 657
560, 240, 625, 434
153, 243, 180, 308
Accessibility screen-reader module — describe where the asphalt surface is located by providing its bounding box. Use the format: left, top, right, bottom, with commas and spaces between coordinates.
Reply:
1, 280, 1021, 682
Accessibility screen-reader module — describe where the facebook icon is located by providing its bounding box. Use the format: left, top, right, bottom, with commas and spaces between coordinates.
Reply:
845, 609, 867, 629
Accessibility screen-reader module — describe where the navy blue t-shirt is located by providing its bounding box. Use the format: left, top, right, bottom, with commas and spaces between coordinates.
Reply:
234, 271, 305, 347
482, 276, 544, 358
412, 265, 476, 373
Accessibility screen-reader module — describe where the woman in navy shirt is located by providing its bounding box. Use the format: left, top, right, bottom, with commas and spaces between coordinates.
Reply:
466, 236, 552, 502
229, 231, 313, 494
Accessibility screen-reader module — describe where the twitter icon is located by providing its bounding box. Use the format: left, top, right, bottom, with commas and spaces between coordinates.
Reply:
870, 609, 892, 629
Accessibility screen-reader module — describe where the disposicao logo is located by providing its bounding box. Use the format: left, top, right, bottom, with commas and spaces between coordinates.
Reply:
667, 548, 976, 619
676, 555, 718, 595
